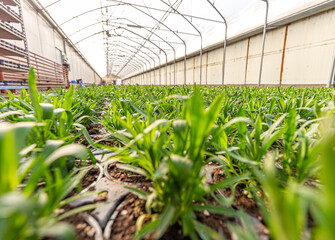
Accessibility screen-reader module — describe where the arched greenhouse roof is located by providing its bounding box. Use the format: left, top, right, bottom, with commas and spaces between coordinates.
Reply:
37, 0, 331, 78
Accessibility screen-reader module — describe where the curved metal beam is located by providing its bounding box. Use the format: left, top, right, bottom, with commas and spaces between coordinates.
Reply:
161, 0, 203, 85
119, 19, 177, 85
118, 20, 176, 85
107, 36, 163, 84
59, 3, 123, 26
113, 48, 154, 85
60, 2, 188, 85
106, 0, 226, 24
110, 44, 157, 75
110, 55, 144, 69
107, 48, 148, 76
113, 26, 168, 84
206, 0, 228, 86
111, 1, 178, 85
74, 30, 162, 82
111, 51, 153, 84
126, 3, 187, 85
114, 38, 163, 85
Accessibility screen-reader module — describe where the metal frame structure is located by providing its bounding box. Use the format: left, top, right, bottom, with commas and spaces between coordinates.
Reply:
160, 0, 203, 85
110, 37, 161, 83
53, 0, 238, 85
206, 0, 228, 86
35, 0, 334, 88
329, 45, 335, 87
96, 33, 163, 83
58, 1, 201, 84
258, 0, 269, 87
113, 21, 177, 84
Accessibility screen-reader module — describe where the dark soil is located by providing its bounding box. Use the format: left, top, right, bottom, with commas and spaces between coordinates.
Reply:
195, 195, 234, 239
109, 193, 189, 240
82, 167, 100, 189
60, 206, 95, 240
108, 162, 150, 184
66, 167, 100, 198
88, 126, 100, 135
110, 185, 235, 240
212, 167, 225, 182
211, 166, 262, 219
223, 186, 262, 219
74, 125, 117, 148
76, 134, 116, 148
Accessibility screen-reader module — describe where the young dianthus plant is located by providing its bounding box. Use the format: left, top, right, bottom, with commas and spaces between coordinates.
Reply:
0, 122, 90, 240
118, 91, 245, 239
0, 68, 92, 147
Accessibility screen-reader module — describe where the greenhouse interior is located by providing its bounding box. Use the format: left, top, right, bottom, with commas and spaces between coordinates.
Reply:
1, 0, 335, 239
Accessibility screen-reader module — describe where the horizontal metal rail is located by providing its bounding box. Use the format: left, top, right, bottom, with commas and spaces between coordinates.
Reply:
0, 51, 69, 88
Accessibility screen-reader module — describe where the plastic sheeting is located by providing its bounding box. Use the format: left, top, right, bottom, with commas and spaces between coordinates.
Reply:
38, 0, 331, 78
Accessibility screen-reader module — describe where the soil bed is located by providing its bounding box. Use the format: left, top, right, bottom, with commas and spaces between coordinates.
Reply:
109, 193, 236, 240
212, 166, 262, 219
82, 167, 100, 189
65, 214, 95, 240
60, 206, 95, 240
108, 162, 150, 184
109, 193, 189, 240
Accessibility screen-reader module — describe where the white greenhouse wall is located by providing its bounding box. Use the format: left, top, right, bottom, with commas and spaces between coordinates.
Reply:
123, 6, 335, 87
21, 0, 101, 85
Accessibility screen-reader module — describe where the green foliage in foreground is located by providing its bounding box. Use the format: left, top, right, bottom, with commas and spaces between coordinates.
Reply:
0, 68, 95, 240
1, 73, 335, 240
99, 85, 335, 239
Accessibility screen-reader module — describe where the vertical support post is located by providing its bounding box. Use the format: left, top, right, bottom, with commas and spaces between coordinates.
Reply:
329, 52, 335, 87
184, 54, 187, 85
173, 52, 176, 85
245, 37, 251, 85
153, 62, 156, 86
193, 57, 196, 84
258, 0, 269, 87
222, 29, 227, 86
205, 52, 209, 85
200, 41, 203, 85
165, 62, 168, 85
329, 33, 335, 87
280, 25, 289, 86
65, 66, 70, 88
140, 70, 142, 85
144, 64, 147, 85
159, 59, 162, 86
205, 0, 228, 85
169, 65, 172, 85
160, 1, 202, 85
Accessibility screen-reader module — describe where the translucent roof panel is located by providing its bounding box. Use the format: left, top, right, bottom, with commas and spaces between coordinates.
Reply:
39, 0, 330, 78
